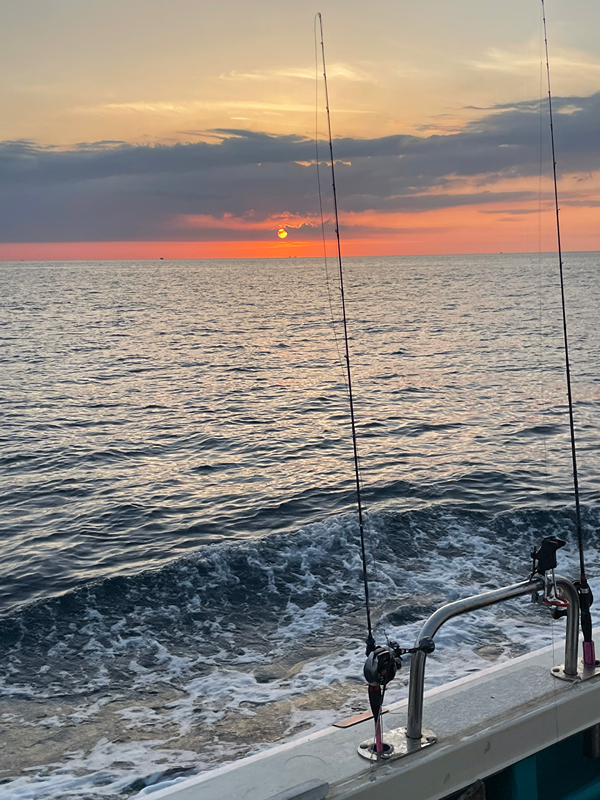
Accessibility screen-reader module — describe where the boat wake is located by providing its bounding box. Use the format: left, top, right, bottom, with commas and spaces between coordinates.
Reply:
1, 503, 599, 798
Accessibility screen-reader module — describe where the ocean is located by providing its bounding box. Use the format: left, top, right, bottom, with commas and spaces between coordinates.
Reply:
1, 253, 600, 798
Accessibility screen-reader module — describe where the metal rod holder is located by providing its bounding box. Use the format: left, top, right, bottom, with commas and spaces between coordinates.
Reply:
406, 575, 580, 740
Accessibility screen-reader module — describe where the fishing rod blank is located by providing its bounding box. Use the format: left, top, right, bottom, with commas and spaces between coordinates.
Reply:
541, 0, 596, 666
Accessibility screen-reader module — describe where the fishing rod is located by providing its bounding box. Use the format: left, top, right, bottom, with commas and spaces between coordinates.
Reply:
316, 13, 437, 762
316, 12, 398, 757
541, 0, 596, 665
316, 13, 440, 761
315, 12, 374, 654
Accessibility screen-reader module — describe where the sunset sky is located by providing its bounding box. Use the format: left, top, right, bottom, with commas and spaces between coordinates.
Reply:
1, 0, 600, 260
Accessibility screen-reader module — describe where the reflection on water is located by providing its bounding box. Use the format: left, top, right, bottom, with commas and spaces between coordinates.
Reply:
1, 254, 599, 612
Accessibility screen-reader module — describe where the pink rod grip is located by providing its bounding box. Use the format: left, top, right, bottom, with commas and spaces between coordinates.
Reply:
583, 640, 596, 666
375, 718, 383, 753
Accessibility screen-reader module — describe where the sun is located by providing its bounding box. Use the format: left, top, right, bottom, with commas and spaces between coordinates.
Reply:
277, 228, 288, 239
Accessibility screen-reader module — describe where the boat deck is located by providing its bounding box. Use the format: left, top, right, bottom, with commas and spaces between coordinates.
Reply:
148, 636, 600, 800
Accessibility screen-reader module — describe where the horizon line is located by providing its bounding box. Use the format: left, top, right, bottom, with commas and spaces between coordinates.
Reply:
1, 247, 598, 264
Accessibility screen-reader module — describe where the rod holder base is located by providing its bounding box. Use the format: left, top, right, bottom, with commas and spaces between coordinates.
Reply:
552, 659, 600, 682
357, 726, 436, 762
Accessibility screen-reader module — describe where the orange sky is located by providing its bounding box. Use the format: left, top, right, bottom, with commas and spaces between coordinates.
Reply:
1, 203, 598, 262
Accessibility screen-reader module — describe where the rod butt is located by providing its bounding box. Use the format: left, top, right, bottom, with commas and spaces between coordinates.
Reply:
583, 640, 596, 666
375, 718, 383, 753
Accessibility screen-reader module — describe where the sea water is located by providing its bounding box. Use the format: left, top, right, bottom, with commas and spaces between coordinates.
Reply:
1, 253, 600, 798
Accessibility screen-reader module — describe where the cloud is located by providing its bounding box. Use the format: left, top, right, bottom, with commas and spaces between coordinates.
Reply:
0, 92, 599, 242
219, 64, 373, 83
71, 100, 349, 116
467, 46, 600, 78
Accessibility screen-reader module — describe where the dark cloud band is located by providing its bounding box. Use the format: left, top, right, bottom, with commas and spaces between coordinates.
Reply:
0, 92, 598, 242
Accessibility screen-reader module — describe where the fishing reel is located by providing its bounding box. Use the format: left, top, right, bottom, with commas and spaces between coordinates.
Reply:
363, 643, 405, 733
363, 638, 436, 687
364, 644, 403, 687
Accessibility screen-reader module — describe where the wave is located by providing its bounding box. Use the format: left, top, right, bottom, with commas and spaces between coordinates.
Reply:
2, 503, 598, 697
1, 504, 599, 798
